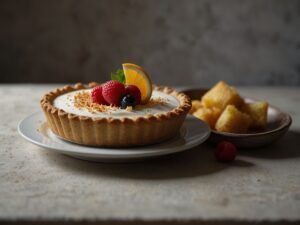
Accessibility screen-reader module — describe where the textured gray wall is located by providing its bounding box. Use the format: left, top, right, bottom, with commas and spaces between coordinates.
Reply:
1, 0, 300, 86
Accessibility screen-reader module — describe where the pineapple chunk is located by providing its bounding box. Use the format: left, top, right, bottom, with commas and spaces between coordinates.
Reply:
242, 102, 268, 129
202, 81, 244, 110
190, 100, 203, 114
215, 105, 251, 133
193, 107, 221, 129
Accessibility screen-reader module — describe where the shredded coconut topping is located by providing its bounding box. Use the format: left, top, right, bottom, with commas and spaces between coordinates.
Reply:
147, 97, 168, 107
74, 91, 117, 113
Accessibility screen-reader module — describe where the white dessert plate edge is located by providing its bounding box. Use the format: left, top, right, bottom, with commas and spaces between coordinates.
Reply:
18, 112, 210, 162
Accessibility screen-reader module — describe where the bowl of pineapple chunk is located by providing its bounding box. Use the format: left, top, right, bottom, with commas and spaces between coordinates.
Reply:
184, 81, 292, 148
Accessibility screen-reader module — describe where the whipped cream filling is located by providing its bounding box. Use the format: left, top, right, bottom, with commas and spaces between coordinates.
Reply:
53, 89, 180, 118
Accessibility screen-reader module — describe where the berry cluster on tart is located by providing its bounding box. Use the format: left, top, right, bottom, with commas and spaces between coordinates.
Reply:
91, 81, 142, 109
40, 63, 191, 147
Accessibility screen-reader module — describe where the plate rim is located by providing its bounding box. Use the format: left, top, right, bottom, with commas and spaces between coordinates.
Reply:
18, 111, 211, 159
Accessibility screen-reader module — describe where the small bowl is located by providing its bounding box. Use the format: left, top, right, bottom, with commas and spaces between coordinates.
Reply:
183, 88, 292, 148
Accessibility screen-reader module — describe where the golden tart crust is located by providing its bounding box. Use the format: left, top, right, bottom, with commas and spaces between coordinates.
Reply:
40, 82, 191, 147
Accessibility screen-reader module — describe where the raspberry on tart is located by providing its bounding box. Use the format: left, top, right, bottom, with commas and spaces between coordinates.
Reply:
91, 85, 107, 105
125, 85, 141, 105
102, 80, 126, 106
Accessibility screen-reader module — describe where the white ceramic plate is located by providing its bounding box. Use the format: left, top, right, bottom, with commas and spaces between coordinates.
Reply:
18, 112, 210, 162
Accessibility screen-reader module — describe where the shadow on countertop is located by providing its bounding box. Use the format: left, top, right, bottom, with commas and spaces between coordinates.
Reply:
42, 143, 253, 180
40, 130, 299, 179
238, 130, 300, 159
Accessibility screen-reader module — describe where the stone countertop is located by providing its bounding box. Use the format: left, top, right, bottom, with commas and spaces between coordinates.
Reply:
0, 84, 300, 224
